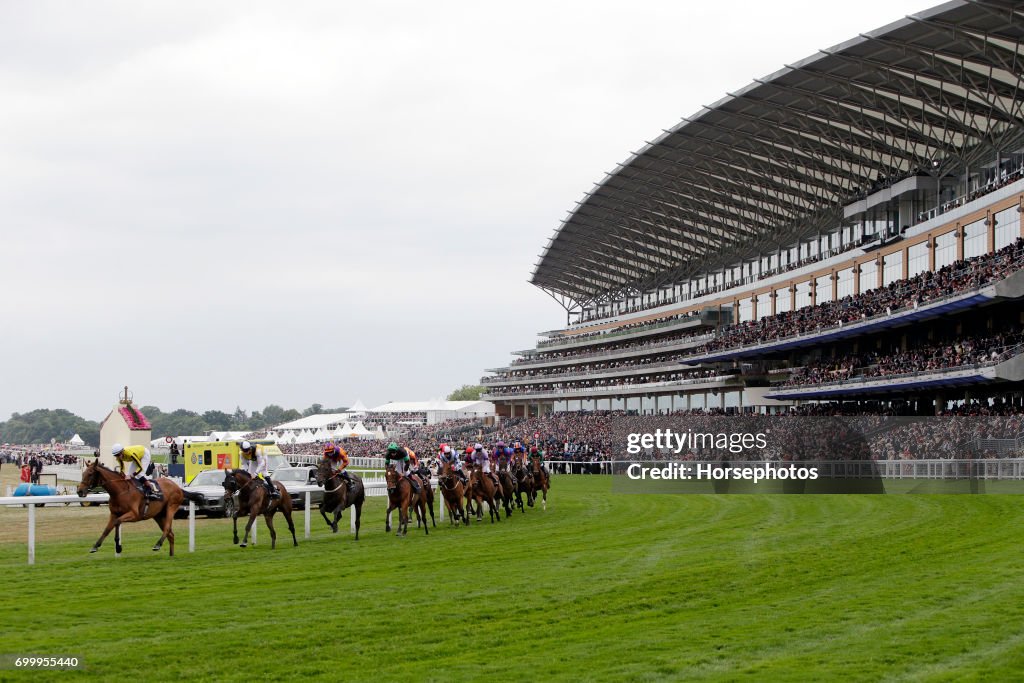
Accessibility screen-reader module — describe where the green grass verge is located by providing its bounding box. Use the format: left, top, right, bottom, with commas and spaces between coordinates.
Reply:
2, 478, 1024, 682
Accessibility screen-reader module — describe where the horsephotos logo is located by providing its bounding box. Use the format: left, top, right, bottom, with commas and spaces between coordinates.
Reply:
608, 415, 1024, 495
624, 461, 819, 483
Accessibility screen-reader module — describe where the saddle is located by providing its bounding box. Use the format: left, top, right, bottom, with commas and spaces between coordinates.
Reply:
133, 479, 163, 500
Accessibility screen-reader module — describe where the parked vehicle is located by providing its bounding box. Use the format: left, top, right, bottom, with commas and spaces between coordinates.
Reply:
271, 466, 323, 510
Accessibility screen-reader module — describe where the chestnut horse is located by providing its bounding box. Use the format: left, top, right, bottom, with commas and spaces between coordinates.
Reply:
438, 460, 468, 526
315, 457, 364, 539
384, 464, 428, 536
77, 459, 202, 557
468, 464, 501, 523
223, 469, 297, 549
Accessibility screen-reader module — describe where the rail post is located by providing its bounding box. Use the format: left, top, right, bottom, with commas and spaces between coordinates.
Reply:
188, 501, 195, 553
304, 491, 311, 539
28, 502, 35, 565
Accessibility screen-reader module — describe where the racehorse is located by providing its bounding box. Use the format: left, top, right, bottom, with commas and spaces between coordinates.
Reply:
408, 464, 437, 530
77, 458, 202, 557
468, 463, 502, 523
512, 459, 535, 511
315, 457, 365, 540
494, 452, 518, 518
531, 455, 549, 511
223, 469, 298, 549
384, 464, 429, 536
438, 460, 468, 526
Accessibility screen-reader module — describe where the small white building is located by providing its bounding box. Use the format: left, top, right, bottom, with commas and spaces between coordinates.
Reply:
98, 387, 152, 469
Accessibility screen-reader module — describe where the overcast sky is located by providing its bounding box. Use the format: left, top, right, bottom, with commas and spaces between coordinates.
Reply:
0, 0, 933, 422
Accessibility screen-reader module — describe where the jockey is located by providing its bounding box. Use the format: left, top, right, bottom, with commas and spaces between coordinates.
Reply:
529, 445, 550, 480
474, 443, 500, 486
112, 443, 160, 500
512, 442, 528, 468
437, 444, 467, 484
385, 442, 420, 493
239, 441, 279, 499
322, 442, 355, 487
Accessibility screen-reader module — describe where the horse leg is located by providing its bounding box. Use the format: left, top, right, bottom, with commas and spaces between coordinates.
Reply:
385, 502, 395, 532
285, 509, 298, 547
420, 500, 429, 536
320, 504, 333, 532
240, 512, 257, 547
262, 511, 278, 548
428, 491, 436, 528
151, 510, 168, 553
354, 501, 362, 541
154, 510, 176, 556
232, 513, 239, 545
542, 485, 548, 511
91, 510, 135, 554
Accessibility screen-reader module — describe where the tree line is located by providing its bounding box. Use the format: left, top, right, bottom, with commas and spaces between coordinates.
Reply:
0, 403, 345, 448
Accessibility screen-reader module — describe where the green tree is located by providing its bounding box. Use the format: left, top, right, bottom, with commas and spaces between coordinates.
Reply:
201, 410, 233, 431
0, 409, 100, 447
447, 385, 484, 401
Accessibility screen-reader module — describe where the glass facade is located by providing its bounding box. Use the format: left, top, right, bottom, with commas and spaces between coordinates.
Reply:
836, 268, 854, 299
775, 287, 792, 314
964, 219, 987, 259
883, 252, 903, 286
816, 274, 832, 304
794, 281, 812, 310
907, 242, 928, 278
738, 297, 753, 323
934, 231, 956, 269
996, 207, 1020, 250
860, 260, 879, 293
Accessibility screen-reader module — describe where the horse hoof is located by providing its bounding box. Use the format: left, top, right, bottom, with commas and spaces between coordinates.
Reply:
152, 546, 160, 552
239, 543, 247, 548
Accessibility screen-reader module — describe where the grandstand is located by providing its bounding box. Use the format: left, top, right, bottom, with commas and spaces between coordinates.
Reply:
483, 0, 1024, 418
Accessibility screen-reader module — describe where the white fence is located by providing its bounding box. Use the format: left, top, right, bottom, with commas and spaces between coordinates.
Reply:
0, 478, 438, 566
546, 459, 1024, 479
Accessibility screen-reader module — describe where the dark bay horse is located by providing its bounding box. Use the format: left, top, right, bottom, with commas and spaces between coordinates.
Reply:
77, 459, 202, 557
495, 452, 517, 518
438, 461, 468, 526
384, 464, 427, 536
468, 464, 501, 523
512, 459, 535, 511
315, 457, 364, 540
223, 469, 297, 549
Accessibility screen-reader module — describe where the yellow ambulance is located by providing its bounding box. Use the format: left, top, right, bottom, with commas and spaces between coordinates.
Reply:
183, 440, 287, 483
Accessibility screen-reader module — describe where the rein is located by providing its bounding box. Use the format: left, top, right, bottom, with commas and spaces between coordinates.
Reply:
322, 472, 347, 494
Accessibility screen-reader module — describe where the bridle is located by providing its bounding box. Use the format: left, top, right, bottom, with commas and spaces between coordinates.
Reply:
320, 469, 348, 494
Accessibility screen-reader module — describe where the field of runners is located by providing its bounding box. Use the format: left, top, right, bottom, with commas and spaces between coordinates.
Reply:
2, 473, 1024, 682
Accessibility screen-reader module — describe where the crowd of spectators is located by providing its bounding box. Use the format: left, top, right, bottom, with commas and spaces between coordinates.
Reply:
576, 164, 1024, 327
493, 351, 714, 383
695, 238, 1024, 356
273, 399, 1024, 465
484, 369, 725, 397
508, 239, 1024, 380
541, 312, 700, 348
782, 331, 1024, 388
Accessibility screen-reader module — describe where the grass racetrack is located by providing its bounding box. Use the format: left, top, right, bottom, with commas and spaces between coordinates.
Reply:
3, 476, 1024, 681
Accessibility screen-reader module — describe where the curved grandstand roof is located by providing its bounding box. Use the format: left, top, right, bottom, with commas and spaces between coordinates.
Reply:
532, 0, 1024, 307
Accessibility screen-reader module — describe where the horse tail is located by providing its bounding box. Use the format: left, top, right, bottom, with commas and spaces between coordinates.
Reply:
182, 490, 206, 503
